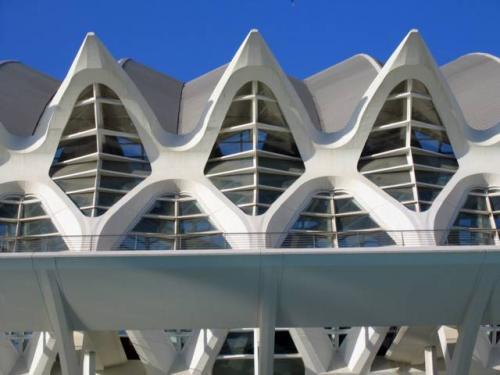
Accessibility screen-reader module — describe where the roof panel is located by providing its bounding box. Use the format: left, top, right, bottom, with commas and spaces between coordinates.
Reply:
442, 53, 500, 131
0, 62, 59, 137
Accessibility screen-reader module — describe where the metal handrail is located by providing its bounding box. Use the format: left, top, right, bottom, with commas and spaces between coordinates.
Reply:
0, 229, 497, 253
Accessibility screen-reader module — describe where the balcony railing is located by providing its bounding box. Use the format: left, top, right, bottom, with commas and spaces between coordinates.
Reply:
0, 229, 497, 253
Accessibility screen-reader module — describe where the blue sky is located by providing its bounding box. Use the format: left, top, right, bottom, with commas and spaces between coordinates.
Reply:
1, 0, 499, 81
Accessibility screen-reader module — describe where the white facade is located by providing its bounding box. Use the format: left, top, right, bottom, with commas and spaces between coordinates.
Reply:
0, 29, 499, 374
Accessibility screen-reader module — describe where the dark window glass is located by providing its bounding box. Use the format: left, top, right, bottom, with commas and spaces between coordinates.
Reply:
220, 332, 254, 355
453, 212, 491, 228
19, 219, 57, 236
258, 189, 282, 205
101, 104, 137, 134
178, 218, 214, 234
211, 174, 254, 190
258, 100, 286, 126
101, 160, 151, 175
149, 200, 175, 216
367, 171, 412, 186
222, 100, 252, 128
224, 190, 254, 205
212, 130, 253, 157
415, 171, 452, 186
56, 136, 97, 162
490, 196, 500, 212
412, 98, 442, 125
259, 157, 304, 173
336, 215, 377, 231
305, 198, 331, 214
97, 192, 124, 207
361, 128, 406, 156
463, 195, 488, 211
374, 99, 406, 126
0, 203, 18, 219
100, 176, 142, 191
411, 128, 453, 155
213, 359, 254, 375
62, 105, 95, 135
205, 158, 254, 175
292, 216, 331, 231
22, 203, 45, 218
103, 136, 147, 160
274, 331, 298, 354
180, 235, 227, 249
178, 200, 202, 216
411, 80, 430, 95
259, 173, 297, 189
417, 187, 441, 202
98, 84, 119, 99
133, 218, 175, 234
358, 155, 408, 172
385, 187, 414, 202
334, 198, 361, 213
257, 130, 300, 157
412, 154, 458, 170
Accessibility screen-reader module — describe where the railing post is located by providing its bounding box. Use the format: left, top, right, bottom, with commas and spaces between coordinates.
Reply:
134, 234, 138, 251
401, 231, 405, 247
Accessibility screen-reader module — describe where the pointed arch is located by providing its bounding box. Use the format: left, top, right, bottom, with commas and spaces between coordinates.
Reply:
49, 83, 152, 217
358, 78, 459, 212
204, 80, 305, 215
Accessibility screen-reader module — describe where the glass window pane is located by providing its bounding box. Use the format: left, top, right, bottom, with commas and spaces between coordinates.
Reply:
385, 187, 414, 202
361, 127, 406, 156
19, 219, 57, 235
212, 130, 253, 157
339, 231, 395, 247
258, 100, 286, 126
257, 130, 300, 157
336, 215, 377, 231
178, 218, 214, 234
259, 173, 297, 189
282, 233, 333, 248
367, 171, 412, 186
133, 218, 175, 234
78, 85, 94, 100
0, 203, 19, 219
374, 99, 406, 126
98, 84, 119, 99
55, 136, 97, 162
412, 154, 458, 170
334, 198, 361, 213
417, 186, 441, 202
220, 332, 254, 355
358, 155, 408, 172
205, 158, 254, 175
411, 80, 430, 95
274, 331, 298, 354
101, 160, 151, 175
390, 81, 407, 95
100, 176, 142, 191
411, 128, 453, 155
180, 235, 227, 249
415, 171, 452, 186
412, 98, 442, 125
454, 212, 491, 228
150, 200, 175, 216
292, 215, 331, 231
55, 177, 95, 192
259, 157, 304, 173
490, 196, 500, 212
236, 82, 253, 96
50, 161, 97, 178
463, 195, 488, 211
68, 193, 94, 207
258, 189, 282, 205
22, 202, 45, 218
62, 105, 95, 135
257, 82, 276, 99
0, 222, 17, 236
224, 190, 254, 205
211, 174, 253, 189
101, 104, 137, 134
103, 136, 147, 160
222, 100, 252, 128
213, 359, 254, 375
305, 197, 331, 214
178, 200, 202, 216
274, 358, 305, 375
97, 192, 124, 207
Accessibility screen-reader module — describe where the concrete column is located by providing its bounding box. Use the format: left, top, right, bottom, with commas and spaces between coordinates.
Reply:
424, 346, 437, 375
38, 270, 80, 375
82, 351, 95, 375
255, 255, 281, 375
24, 331, 57, 375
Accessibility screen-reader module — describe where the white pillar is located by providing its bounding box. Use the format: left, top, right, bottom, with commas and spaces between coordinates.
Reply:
127, 330, 178, 375
184, 329, 228, 375
424, 346, 437, 375
255, 256, 280, 375
82, 351, 95, 375
446, 270, 496, 375
24, 331, 57, 375
38, 270, 80, 375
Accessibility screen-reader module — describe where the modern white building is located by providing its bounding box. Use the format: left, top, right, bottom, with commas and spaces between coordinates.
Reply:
0, 29, 500, 375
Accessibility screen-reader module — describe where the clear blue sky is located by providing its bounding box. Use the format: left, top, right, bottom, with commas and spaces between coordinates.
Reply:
1, 0, 499, 81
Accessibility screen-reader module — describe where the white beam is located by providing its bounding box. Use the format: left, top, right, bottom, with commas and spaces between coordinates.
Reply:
255, 257, 280, 375
82, 351, 95, 375
37, 270, 80, 375
127, 330, 177, 375
289, 328, 333, 373
446, 270, 496, 375
424, 346, 437, 375
341, 326, 389, 374
183, 329, 227, 375
21, 332, 57, 375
